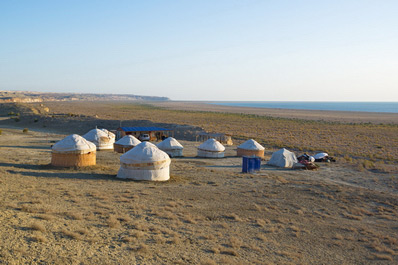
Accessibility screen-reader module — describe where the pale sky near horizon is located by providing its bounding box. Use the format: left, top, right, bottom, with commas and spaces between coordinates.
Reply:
1, 1, 397, 101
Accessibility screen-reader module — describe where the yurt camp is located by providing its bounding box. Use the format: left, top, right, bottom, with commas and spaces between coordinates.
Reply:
117, 142, 171, 181
197, 138, 225, 158
82, 128, 115, 150
157, 137, 184, 157
237, 139, 265, 158
51, 134, 96, 167
267, 148, 297, 168
114, 135, 141, 153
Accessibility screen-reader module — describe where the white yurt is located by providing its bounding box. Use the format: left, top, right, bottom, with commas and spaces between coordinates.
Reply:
51, 134, 96, 167
157, 137, 184, 157
117, 142, 171, 181
237, 139, 265, 158
82, 128, 115, 150
197, 138, 225, 158
267, 148, 297, 168
114, 135, 141, 153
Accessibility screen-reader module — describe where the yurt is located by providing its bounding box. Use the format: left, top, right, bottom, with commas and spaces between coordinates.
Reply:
197, 138, 225, 158
237, 139, 265, 158
157, 137, 184, 157
82, 128, 115, 150
114, 135, 141, 153
267, 148, 297, 168
117, 142, 171, 181
51, 134, 96, 167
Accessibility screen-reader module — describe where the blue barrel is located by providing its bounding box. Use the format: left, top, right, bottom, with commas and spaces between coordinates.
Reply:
242, 156, 261, 173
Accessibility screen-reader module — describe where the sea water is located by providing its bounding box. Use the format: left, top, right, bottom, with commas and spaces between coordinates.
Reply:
209, 102, 398, 113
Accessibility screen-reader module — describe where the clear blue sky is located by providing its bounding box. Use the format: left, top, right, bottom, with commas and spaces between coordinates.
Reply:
1, 0, 397, 101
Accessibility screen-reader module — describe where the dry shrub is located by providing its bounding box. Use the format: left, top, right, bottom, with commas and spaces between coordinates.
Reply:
200, 259, 217, 265
107, 215, 121, 228
116, 214, 132, 223
371, 253, 393, 261
209, 247, 220, 254
66, 211, 84, 220
76, 228, 89, 235
37, 214, 55, 221
276, 176, 289, 184
132, 221, 149, 231
61, 229, 81, 240
133, 243, 149, 253
225, 213, 242, 222
131, 230, 145, 238
31, 233, 47, 243
170, 235, 181, 245
257, 234, 267, 242
30, 222, 46, 233
334, 233, 344, 240
183, 214, 197, 224
121, 236, 135, 243
153, 235, 166, 244
220, 248, 238, 256
228, 237, 243, 249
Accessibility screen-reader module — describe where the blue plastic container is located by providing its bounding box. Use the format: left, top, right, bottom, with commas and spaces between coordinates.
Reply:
242, 156, 261, 173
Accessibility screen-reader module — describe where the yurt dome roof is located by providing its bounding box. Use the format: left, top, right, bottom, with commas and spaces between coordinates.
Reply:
115, 135, 141, 146
83, 129, 112, 141
157, 137, 183, 150
238, 139, 264, 150
52, 134, 96, 153
198, 138, 225, 152
100, 128, 115, 139
120, 142, 170, 164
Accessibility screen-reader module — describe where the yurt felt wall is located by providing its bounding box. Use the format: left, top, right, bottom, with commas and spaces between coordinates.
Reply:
51, 152, 96, 167
114, 144, 134, 153
51, 134, 96, 167
237, 149, 264, 157
117, 142, 171, 181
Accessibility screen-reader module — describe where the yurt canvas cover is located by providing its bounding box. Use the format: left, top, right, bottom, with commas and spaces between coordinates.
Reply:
117, 142, 171, 181
267, 148, 297, 168
83, 129, 115, 150
51, 134, 96, 167
237, 139, 265, 157
197, 138, 225, 158
157, 137, 183, 157
114, 135, 141, 153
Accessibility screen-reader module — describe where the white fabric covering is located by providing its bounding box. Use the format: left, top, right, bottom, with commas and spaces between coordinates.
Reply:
157, 137, 183, 157
237, 139, 265, 150
314, 152, 328, 159
52, 134, 96, 154
198, 138, 225, 152
100, 129, 116, 140
117, 142, 171, 181
267, 148, 297, 168
82, 129, 115, 150
197, 138, 225, 158
115, 135, 141, 147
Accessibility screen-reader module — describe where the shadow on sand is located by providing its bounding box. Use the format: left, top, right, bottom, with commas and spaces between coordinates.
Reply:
0, 145, 51, 150
1, 162, 118, 180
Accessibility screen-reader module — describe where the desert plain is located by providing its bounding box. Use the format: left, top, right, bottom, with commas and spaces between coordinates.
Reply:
0, 101, 397, 264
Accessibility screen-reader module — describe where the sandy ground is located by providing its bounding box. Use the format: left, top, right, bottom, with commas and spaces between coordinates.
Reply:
150, 101, 398, 124
0, 127, 397, 264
